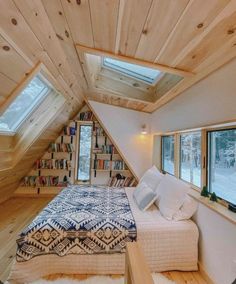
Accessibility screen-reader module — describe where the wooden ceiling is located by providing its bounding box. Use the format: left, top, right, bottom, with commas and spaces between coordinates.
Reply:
0, 0, 236, 114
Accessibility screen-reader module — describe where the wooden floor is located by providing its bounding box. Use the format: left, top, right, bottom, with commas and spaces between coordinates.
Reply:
0, 197, 209, 284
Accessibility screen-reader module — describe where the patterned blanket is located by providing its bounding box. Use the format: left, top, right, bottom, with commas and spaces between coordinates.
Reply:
16, 185, 137, 262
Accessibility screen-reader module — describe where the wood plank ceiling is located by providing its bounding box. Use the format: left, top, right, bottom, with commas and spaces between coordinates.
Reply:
0, 0, 235, 113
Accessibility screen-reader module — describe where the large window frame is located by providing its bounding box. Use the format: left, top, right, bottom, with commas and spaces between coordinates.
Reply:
75, 121, 93, 184
161, 135, 175, 175
160, 123, 236, 205
179, 131, 202, 188
0, 71, 52, 135
206, 127, 236, 205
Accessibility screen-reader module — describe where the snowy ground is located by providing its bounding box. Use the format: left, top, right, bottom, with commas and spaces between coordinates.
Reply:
164, 160, 236, 204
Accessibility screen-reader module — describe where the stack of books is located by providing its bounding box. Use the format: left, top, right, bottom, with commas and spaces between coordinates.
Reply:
112, 160, 126, 170
79, 111, 93, 121
48, 143, 73, 153
93, 159, 110, 170
93, 126, 105, 136
108, 176, 136, 187
63, 126, 76, 136
34, 159, 71, 170
22, 176, 65, 187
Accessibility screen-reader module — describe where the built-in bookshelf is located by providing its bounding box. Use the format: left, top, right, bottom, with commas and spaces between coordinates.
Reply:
15, 121, 77, 196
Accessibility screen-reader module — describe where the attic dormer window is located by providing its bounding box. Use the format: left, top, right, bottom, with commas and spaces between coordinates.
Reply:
103, 57, 162, 85
0, 75, 51, 134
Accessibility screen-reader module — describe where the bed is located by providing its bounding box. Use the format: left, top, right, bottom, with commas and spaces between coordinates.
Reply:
8, 185, 199, 284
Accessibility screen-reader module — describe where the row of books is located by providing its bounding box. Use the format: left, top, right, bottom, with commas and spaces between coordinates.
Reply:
34, 159, 71, 170
112, 160, 126, 170
79, 111, 93, 121
48, 143, 73, 153
22, 176, 66, 187
93, 159, 110, 170
63, 126, 76, 136
108, 176, 136, 187
93, 145, 117, 154
93, 126, 105, 137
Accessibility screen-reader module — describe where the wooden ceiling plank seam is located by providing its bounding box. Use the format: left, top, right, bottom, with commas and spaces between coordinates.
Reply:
134, 0, 190, 62
177, 3, 236, 70
170, 0, 236, 68
118, 0, 153, 57
114, 0, 125, 54
13, 0, 84, 102
89, 0, 120, 52
0, 62, 41, 116
61, 0, 94, 48
154, 0, 195, 63
0, 33, 32, 84
41, 0, 88, 89
0, 73, 17, 99
76, 44, 194, 77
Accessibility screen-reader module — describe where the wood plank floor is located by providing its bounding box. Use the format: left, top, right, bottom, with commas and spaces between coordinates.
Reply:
0, 197, 209, 284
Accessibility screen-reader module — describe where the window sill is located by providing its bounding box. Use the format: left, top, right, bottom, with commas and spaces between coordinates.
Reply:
189, 188, 236, 225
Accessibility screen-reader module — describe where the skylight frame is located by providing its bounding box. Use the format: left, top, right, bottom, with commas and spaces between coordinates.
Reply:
0, 74, 52, 135
102, 57, 163, 85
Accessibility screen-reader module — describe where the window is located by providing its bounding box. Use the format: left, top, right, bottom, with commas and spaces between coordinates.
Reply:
162, 135, 175, 175
103, 57, 162, 84
208, 129, 236, 204
0, 75, 50, 133
77, 124, 93, 181
180, 132, 201, 187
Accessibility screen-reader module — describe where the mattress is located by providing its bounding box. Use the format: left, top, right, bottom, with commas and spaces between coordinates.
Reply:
8, 187, 199, 284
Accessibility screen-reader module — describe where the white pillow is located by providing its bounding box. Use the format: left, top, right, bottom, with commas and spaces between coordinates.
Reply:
173, 195, 198, 221
155, 174, 190, 220
139, 165, 163, 192
133, 182, 157, 211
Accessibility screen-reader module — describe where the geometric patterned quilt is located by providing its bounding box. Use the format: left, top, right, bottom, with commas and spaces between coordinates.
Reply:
16, 185, 137, 262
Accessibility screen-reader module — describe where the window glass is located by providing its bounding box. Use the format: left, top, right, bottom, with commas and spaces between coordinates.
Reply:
208, 129, 236, 204
103, 57, 161, 84
180, 132, 201, 187
0, 75, 50, 132
77, 125, 92, 181
162, 135, 175, 175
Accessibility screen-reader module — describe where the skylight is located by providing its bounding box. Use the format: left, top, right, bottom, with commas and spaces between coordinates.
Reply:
103, 57, 162, 84
0, 75, 51, 133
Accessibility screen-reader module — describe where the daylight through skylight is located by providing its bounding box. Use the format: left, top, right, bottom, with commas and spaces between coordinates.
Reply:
0, 75, 51, 133
103, 57, 162, 84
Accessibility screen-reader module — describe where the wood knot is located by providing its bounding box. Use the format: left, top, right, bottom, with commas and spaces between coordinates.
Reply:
65, 30, 69, 38
59, 11, 63, 15
197, 23, 204, 29
70, 83, 73, 88
67, 0, 71, 3
11, 18, 17, 25
56, 33, 64, 41
227, 28, 235, 35
133, 83, 139, 87
35, 12, 38, 16
192, 55, 196, 59
58, 63, 62, 67
142, 29, 148, 35
3, 45, 10, 51
76, 0, 81, 5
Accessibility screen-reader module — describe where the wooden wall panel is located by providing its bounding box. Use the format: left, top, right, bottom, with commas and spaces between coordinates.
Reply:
89, 0, 120, 52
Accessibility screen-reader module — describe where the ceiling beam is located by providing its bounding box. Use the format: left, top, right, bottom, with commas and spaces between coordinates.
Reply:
76, 44, 194, 78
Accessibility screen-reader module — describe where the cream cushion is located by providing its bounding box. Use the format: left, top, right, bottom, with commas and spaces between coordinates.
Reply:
139, 165, 164, 192
155, 174, 190, 220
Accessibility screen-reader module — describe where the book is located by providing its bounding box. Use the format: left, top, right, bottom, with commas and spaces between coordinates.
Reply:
79, 111, 93, 121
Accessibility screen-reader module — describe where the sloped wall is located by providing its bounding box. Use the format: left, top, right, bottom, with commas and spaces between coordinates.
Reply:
88, 101, 153, 178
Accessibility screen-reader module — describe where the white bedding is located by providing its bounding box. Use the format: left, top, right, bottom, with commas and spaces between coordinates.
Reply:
8, 188, 199, 284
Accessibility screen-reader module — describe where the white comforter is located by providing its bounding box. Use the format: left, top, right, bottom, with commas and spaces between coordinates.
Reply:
8, 188, 199, 283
